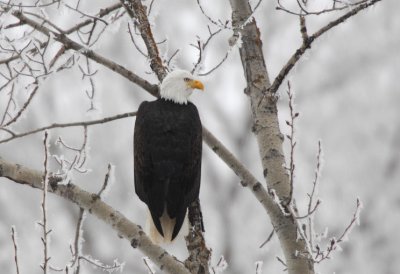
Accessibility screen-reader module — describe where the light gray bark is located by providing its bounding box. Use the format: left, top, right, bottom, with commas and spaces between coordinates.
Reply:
228, 1, 315, 273
0, 158, 191, 274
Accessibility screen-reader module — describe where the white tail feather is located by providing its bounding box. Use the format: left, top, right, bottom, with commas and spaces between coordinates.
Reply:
146, 209, 176, 244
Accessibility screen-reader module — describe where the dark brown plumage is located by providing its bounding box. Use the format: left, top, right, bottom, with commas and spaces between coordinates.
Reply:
134, 98, 202, 241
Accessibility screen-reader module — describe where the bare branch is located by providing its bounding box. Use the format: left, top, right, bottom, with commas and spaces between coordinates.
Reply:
8, 10, 158, 96
54, 126, 89, 176
69, 165, 113, 273
295, 200, 321, 220
120, 0, 167, 81
268, 0, 383, 94
196, 0, 230, 29
259, 229, 274, 248
11, 226, 20, 274
0, 111, 137, 144
277, 0, 370, 16
285, 82, 299, 203
191, 27, 226, 75
40, 131, 50, 273
69, 208, 85, 273
0, 0, 60, 8
127, 22, 148, 58
143, 257, 156, 274
0, 158, 192, 274
1, 85, 39, 128
203, 127, 276, 213
166, 48, 180, 68
0, 55, 20, 65
77, 255, 123, 272
314, 198, 363, 263
198, 51, 229, 77
98, 164, 113, 197
64, 4, 109, 26
64, 3, 123, 34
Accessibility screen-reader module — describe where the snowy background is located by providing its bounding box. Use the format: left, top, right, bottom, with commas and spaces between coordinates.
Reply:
0, 0, 399, 273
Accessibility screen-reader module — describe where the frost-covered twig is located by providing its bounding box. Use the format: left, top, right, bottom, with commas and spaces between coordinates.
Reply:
77, 255, 124, 272
40, 131, 51, 273
285, 82, 299, 203
54, 127, 89, 186
68, 164, 113, 274
11, 226, 20, 274
79, 57, 98, 110
314, 198, 363, 263
191, 26, 223, 74
0, 111, 137, 144
69, 207, 85, 274
306, 141, 322, 248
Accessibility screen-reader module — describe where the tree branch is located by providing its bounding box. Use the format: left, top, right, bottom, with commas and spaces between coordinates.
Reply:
0, 111, 137, 144
40, 132, 51, 273
64, 2, 123, 34
120, 0, 167, 81
203, 127, 275, 210
11, 226, 20, 274
8, 10, 158, 96
1, 85, 39, 128
0, 158, 191, 274
229, 0, 314, 273
269, 0, 382, 94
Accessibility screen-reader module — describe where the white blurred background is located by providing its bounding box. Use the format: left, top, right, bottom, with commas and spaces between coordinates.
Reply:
0, 0, 399, 273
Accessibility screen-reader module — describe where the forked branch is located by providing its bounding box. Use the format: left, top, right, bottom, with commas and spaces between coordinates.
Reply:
269, 0, 382, 94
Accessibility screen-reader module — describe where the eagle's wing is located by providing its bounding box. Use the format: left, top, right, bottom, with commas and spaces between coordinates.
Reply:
168, 103, 202, 239
134, 101, 151, 204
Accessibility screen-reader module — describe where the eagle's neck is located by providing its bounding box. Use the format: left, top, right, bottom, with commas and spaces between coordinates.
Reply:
160, 80, 192, 105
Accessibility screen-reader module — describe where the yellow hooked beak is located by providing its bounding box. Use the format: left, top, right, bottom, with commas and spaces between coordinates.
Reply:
187, 79, 204, 91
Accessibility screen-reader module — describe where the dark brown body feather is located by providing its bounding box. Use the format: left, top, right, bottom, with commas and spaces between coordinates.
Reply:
134, 98, 202, 240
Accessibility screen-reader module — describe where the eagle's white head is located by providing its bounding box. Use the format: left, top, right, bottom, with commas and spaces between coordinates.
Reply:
160, 70, 204, 104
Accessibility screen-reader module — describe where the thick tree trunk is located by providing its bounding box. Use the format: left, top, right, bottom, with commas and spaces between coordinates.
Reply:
228, 1, 315, 273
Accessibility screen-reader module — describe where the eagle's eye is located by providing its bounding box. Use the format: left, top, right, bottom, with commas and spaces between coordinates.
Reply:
183, 77, 191, 82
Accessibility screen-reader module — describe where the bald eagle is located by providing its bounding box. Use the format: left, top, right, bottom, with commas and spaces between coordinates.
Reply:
134, 70, 204, 243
